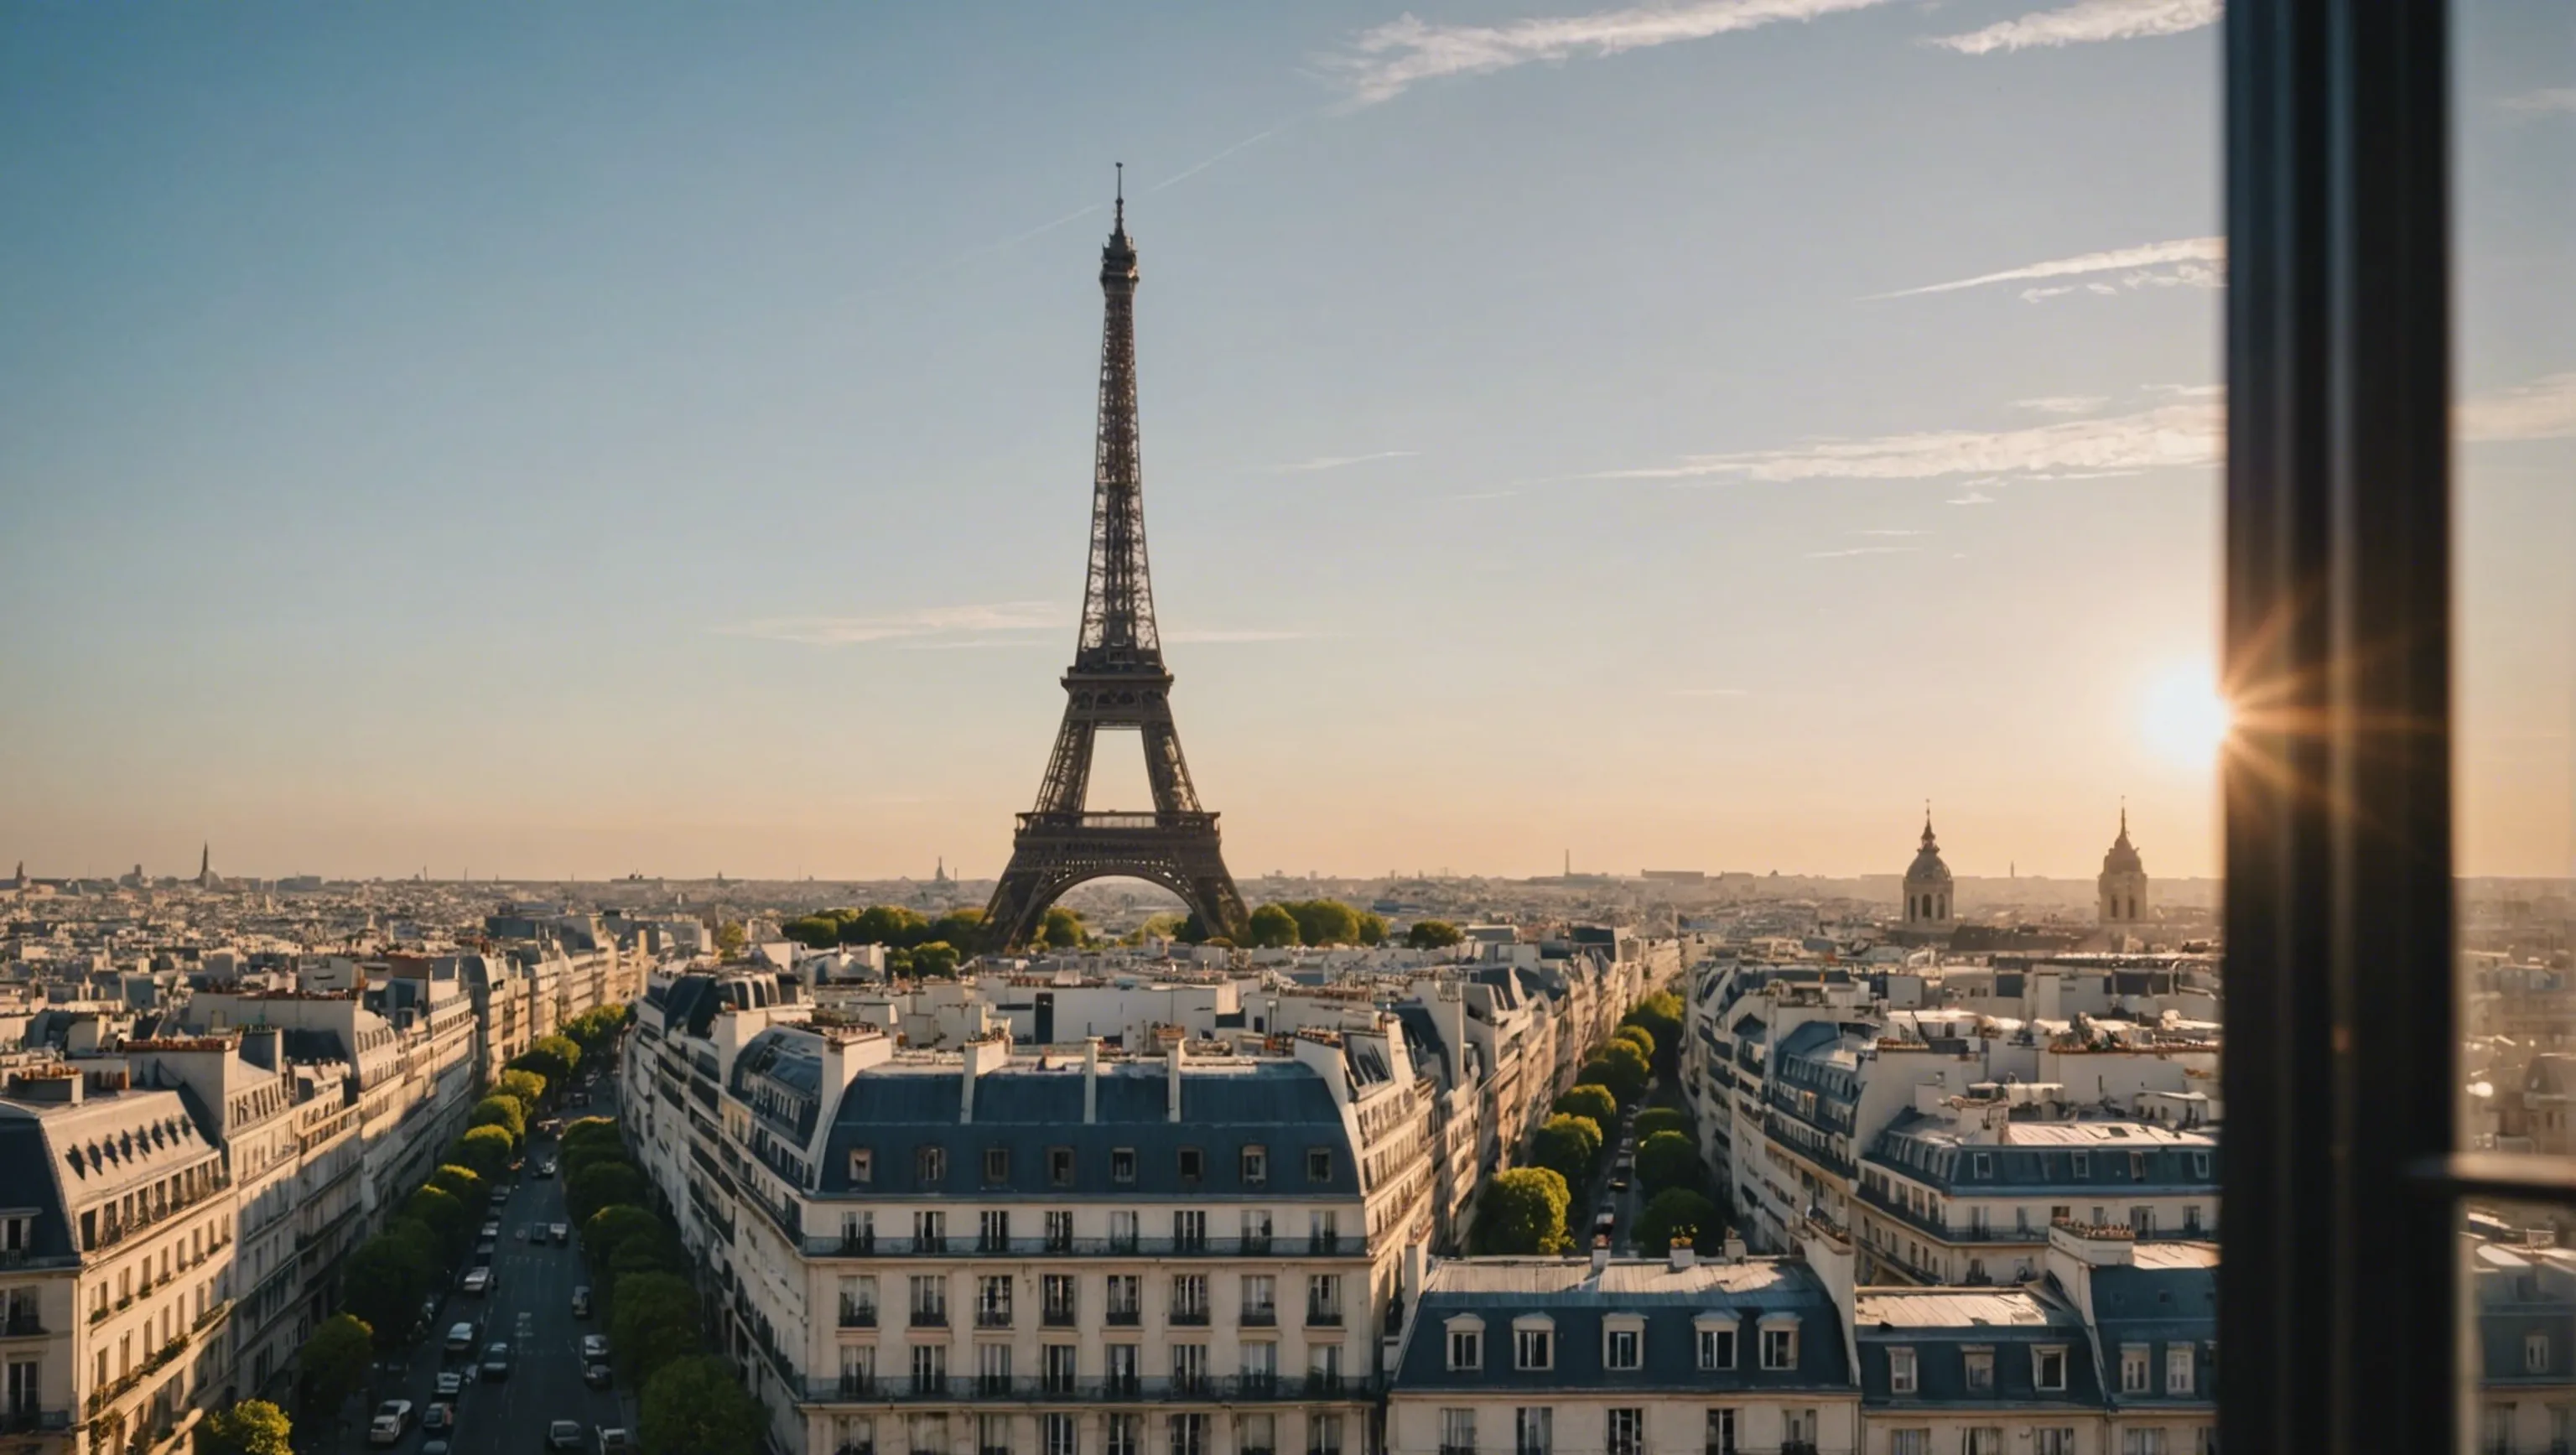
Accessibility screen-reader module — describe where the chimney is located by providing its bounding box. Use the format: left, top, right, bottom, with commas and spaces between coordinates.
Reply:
1166, 1039, 1185, 1123
1722, 1235, 1748, 1264
1083, 1038, 1101, 1125
961, 1034, 1001, 1124
1591, 1234, 1612, 1273
1669, 1237, 1695, 1271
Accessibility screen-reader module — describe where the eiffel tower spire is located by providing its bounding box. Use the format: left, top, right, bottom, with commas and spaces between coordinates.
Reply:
984, 179, 1249, 951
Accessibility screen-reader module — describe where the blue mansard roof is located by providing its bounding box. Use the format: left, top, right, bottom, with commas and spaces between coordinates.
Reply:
1856, 1286, 2108, 1411
1866, 1110, 2217, 1196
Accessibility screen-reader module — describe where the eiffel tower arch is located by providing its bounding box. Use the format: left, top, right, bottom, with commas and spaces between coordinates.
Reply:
984, 173, 1251, 951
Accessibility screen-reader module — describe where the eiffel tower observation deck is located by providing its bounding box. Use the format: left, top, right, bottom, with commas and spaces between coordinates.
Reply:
982, 170, 1251, 951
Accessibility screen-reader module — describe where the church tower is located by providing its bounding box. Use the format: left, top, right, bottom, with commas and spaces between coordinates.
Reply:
2098, 805, 2149, 933
1903, 808, 1955, 932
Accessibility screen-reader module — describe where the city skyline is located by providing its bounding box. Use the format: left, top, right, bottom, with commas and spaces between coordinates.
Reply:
5, 3, 2570, 882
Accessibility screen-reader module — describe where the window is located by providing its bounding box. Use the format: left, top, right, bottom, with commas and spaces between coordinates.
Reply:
1105, 1343, 1140, 1393
2072, 1154, 2090, 1179
2529, 1333, 2553, 1374
1177, 1146, 1204, 1182
1307, 1414, 1343, 1455
1307, 1274, 1343, 1325
2191, 1151, 2210, 1179
984, 1146, 1009, 1184
1965, 1430, 2002, 1455
1243, 1341, 1278, 1387
1515, 1324, 1553, 1370
907, 1276, 947, 1325
1045, 1209, 1074, 1252
1042, 1413, 1077, 1455
1243, 1275, 1276, 1323
917, 1146, 946, 1184
909, 1416, 949, 1455
1242, 1146, 1267, 1185
908, 1343, 947, 1395
1889, 1432, 1929, 1455
1104, 1414, 1140, 1455
2035, 1432, 2075, 1455
1042, 1275, 1076, 1325
848, 1147, 872, 1184
1105, 1276, 1140, 1323
977, 1275, 1012, 1328
1760, 1324, 1797, 1369
1514, 1408, 1551, 1455
2034, 1346, 2067, 1392
2122, 1344, 2151, 1394
1170, 1273, 1208, 1322
1306, 1148, 1333, 1182
1697, 1323, 1736, 1369
1241, 1414, 1276, 1455
1889, 1346, 1918, 1394
2120, 1432, 2168, 1455
1171, 1342, 1208, 1395
1704, 1409, 1736, 1455
979, 1209, 1010, 1252
1110, 1148, 1135, 1184
1109, 1210, 1140, 1252
1603, 1322, 1641, 1370
1242, 1209, 1273, 1251
2168, 1344, 2197, 1395
1167, 1414, 1207, 1455
1604, 1408, 1643, 1455
975, 1412, 1010, 1455
1174, 1208, 1207, 1250
1308, 1210, 1340, 1252
1964, 1348, 1995, 1392
1973, 1152, 1993, 1177
974, 1343, 1012, 1396
1449, 1326, 1483, 1369
1439, 1408, 1476, 1455
1049, 1147, 1075, 1187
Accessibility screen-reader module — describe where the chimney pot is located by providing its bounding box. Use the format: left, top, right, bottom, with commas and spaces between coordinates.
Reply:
1591, 1235, 1611, 1272
1669, 1237, 1695, 1271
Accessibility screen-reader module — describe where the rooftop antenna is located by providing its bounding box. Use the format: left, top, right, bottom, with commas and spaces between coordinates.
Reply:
1114, 161, 1124, 229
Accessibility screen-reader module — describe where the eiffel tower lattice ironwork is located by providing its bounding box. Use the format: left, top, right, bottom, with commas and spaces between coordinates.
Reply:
983, 173, 1251, 950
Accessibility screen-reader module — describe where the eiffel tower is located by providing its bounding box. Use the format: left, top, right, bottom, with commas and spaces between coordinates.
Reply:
983, 171, 1251, 950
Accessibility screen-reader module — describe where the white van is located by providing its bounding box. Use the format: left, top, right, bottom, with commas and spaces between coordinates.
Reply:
461, 1268, 491, 1297
444, 1322, 476, 1355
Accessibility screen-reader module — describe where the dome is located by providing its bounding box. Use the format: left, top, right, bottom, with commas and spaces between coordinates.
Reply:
1905, 813, 1953, 886
2102, 808, 2145, 876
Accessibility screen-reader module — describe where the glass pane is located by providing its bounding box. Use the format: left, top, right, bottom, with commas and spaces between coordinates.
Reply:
2456, 3, 2576, 1449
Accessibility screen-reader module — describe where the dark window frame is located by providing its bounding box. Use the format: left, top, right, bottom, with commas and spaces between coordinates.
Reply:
2220, 1, 2463, 1450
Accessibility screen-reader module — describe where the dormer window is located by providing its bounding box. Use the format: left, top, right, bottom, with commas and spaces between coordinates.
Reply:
2192, 1151, 2212, 1179
2034, 1346, 2069, 1392
2529, 1333, 2553, 1374
917, 1146, 946, 1185
1514, 1317, 1555, 1371
1696, 1317, 1737, 1370
2168, 1345, 2197, 1394
1602, 1316, 1644, 1371
848, 1148, 873, 1185
1889, 1347, 1918, 1394
1446, 1317, 1484, 1371
2121, 1344, 2151, 1394
1177, 1147, 1204, 1183
984, 1147, 1009, 1185
1241, 1146, 1268, 1186
2071, 1153, 2091, 1179
1964, 1348, 1994, 1392
1111, 1148, 1137, 1185
1759, 1316, 1800, 1369
1306, 1148, 1334, 1183
1971, 1152, 1993, 1178
1048, 1147, 1075, 1187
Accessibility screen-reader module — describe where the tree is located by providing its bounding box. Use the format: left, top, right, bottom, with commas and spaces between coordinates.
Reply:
202, 1398, 293, 1455
452, 1125, 516, 1181
1637, 1130, 1703, 1193
1633, 1107, 1690, 1141
713, 921, 747, 958
582, 1205, 667, 1271
1555, 1084, 1619, 1125
514, 1035, 582, 1084
610, 1231, 687, 1280
640, 1354, 767, 1455
1530, 1114, 1603, 1187
1405, 919, 1463, 950
1472, 1167, 1571, 1255
296, 1315, 373, 1421
1580, 1047, 1649, 1107
1245, 905, 1301, 948
928, 908, 988, 951
1353, 911, 1389, 946
782, 915, 842, 949
1611, 1024, 1656, 1062
401, 1185, 470, 1259
567, 1162, 648, 1227
469, 1095, 527, 1144
564, 1116, 621, 1147
1038, 906, 1086, 949
849, 905, 930, 948
339, 1234, 432, 1348
1633, 1187, 1722, 1256
1281, 899, 1361, 948
611, 1271, 704, 1386
909, 941, 961, 979
1623, 991, 1685, 1075
495, 1068, 548, 1108
426, 1163, 485, 1206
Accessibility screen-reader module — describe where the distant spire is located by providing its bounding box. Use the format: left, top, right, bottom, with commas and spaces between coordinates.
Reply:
1114, 160, 1124, 226
200, 842, 210, 876
1921, 801, 1937, 848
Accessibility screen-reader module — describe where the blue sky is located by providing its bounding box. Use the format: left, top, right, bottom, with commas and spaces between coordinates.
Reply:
3, 0, 2568, 882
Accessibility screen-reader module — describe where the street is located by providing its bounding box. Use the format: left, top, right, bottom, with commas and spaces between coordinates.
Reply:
362, 1109, 627, 1455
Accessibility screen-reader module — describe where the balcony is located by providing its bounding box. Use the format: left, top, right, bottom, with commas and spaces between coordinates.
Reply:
0, 1411, 69, 1436
1042, 1306, 1078, 1328
974, 1374, 1013, 1397
0, 1312, 43, 1338
800, 1233, 1363, 1260
838, 1303, 877, 1329
1304, 1374, 1347, 1398
1243, 1234, 1273, 1255
1308, 1235, 1343, 1255
910, 1308, 948, 1329
834, 1445, 875, 1455
1169, 1307, 1211, 1327
1241, 1307, 1277, 1328
1305, 1307, 1343, 1328
975, 1308, 1013, 1330
796, 1374, 1337, 1405
1105, 1308, 1141, 1327
1444, 1446, 1477, 1455
836, 1233, 877, 1256
834, 1375, 876, 1399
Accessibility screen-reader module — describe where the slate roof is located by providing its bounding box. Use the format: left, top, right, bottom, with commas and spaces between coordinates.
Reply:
1856, 1286, 2106, 1411
813, 1059, 1358, 1200
1393, 1257, 1852, 1395
1867, 1110, 2217, 1195
2475, 1244, 2576, 1387
2085, 1261, 2216, 1409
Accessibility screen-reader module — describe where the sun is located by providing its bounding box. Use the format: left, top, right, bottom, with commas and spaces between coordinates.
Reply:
2141, 665, 2234, 766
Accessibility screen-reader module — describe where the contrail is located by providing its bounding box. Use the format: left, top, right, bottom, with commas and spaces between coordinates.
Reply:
1151, 126, 1285, 192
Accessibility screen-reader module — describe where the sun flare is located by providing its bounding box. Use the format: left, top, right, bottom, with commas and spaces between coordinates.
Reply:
2142, 666, 2234, 766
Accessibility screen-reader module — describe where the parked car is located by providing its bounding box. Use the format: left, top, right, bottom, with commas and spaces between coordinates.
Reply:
580, 1333, 609, 1362
571, 1286, 591, 1318
423, 1402, 456, 1433
480, 1220, 501, 1239
434, 1370, 466, 1399
551, 1222, 570, 1245
536, 1160, 558, 1178
366, 1400, 413, 1447
595, 1429, 632, 1455
549, 1421, 586, 1452
444, 1322, 477, 1356
481, 1341, 512, 1381
461, 1268, 491, 1297
422, 1443, 452, 1455
583, 1362, 614, 1390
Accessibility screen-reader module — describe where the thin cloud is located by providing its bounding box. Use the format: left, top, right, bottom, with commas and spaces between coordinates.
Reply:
1153, 127, 1286, 191
1670, 687, 1752, 698
2500, 88, 2576, 116
1808, 544, 1922, 559
1273, 450, 1420, 474
1932, 0, 2220, 55
1324, 0, 1900, 107
2461, 372, 2576, 442
1870, 236, 2224, 300
1600, 400, 2221, 483
2015, 395, 2110, 416
723, 602, 1064, 647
